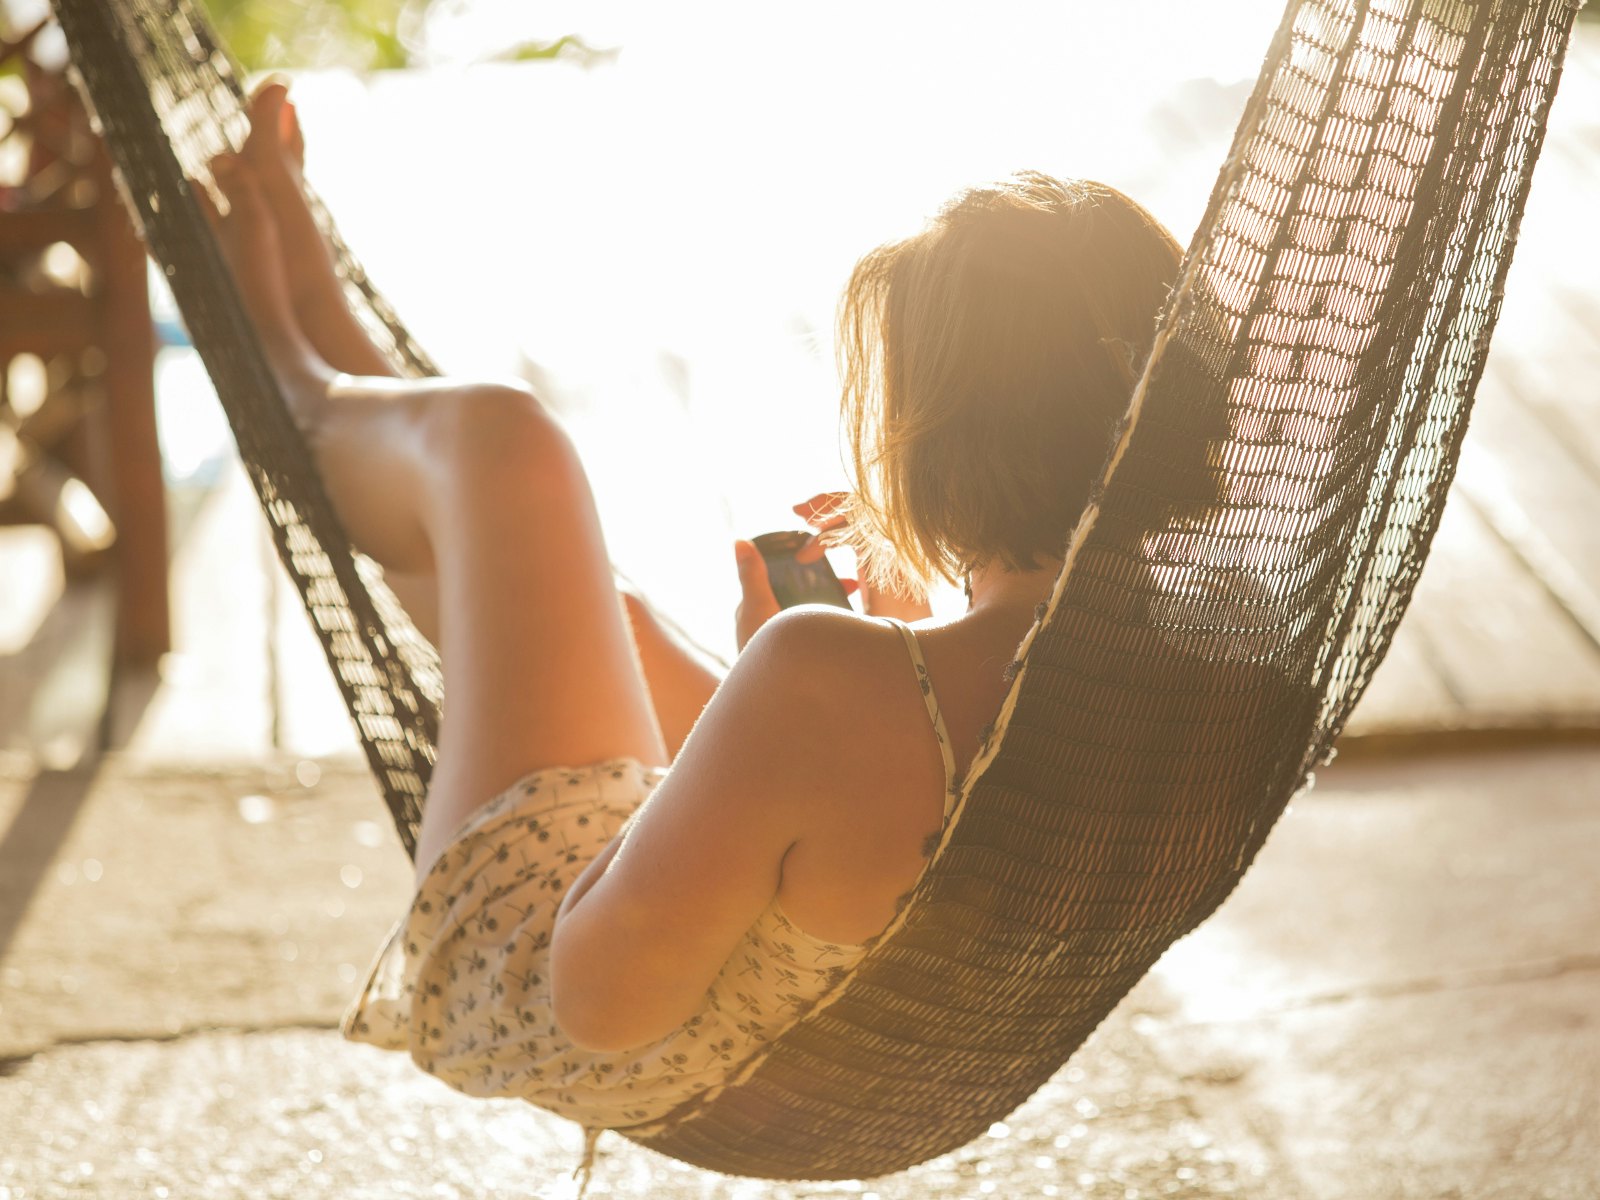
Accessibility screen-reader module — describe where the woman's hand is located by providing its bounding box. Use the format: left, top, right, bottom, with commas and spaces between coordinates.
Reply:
733, 534, 864, 652
733, 539, 780, 651
793, 493, 933, 622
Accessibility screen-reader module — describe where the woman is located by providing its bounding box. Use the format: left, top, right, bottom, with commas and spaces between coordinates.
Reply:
204, 83, 1183, 1129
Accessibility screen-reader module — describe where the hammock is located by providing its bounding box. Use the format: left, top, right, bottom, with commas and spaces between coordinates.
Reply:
51, 0, 1580, 1181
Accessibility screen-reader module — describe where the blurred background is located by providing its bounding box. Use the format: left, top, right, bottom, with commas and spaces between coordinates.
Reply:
5, 0, 1597, 769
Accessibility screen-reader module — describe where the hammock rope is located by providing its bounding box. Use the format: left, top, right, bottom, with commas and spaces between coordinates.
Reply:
53, 0, 444, 852
49, 0, 1581, 1181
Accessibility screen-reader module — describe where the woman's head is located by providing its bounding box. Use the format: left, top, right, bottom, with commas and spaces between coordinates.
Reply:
839, 172, 1183, 595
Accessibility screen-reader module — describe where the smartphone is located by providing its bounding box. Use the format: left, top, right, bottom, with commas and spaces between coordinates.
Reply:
752, 530, 853, 611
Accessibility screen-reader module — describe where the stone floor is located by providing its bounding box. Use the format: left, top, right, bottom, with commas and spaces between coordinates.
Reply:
1, 747, 1595, 1199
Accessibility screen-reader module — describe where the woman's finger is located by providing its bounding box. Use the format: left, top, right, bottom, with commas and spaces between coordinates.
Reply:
794, 515, 851, 563
733, 539, 781, 652
792, 492, 848, 524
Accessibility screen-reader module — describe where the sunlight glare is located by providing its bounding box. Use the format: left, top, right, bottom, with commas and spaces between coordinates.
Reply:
283, 0, 1286, 642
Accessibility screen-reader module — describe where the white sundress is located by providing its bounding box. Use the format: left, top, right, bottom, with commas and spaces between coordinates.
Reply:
342, 616, 958, 1131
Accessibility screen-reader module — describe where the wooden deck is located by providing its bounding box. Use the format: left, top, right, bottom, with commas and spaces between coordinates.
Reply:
1351, 25, 1600, 740
1, 18, 1597, 765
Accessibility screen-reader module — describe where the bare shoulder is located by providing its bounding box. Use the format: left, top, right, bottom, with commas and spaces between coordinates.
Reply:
732, 606, 916, 721
735, 605, 937, 791
676, 605, 924, 802
744, 603, 895, 665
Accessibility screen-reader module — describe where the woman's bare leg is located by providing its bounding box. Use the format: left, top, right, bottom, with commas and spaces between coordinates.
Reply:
241, 83, 399, 379
205, 149, 668, 881
620, 591, 723, 757
409, 389, 668, 874
382, 570, 440, 646
240, 82, 726, 752
378, 576, 724, 759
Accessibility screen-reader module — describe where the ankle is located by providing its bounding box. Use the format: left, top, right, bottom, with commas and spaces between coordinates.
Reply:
262, 335, 336, 435
295, 284, 398, 378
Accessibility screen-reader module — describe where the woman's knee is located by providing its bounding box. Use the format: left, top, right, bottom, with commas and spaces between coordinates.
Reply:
428, 383, 585, 496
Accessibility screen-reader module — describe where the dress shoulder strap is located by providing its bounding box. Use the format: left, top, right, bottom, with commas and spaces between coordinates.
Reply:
878, 617, 959, 811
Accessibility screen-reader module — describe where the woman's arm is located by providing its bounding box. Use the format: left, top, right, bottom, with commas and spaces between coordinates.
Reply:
550, 605, 862, 1052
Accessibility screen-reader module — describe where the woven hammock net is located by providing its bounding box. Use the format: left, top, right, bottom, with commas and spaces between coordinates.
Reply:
50, 0, 1579, 1181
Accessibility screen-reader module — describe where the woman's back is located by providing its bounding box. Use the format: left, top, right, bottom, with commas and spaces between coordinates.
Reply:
773, 587, 1052, 944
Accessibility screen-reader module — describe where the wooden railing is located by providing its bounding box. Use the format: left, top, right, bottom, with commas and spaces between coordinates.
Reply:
1, 18, 167, 665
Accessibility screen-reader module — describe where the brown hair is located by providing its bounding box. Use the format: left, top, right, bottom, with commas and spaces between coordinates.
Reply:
839, 172, 1184, 595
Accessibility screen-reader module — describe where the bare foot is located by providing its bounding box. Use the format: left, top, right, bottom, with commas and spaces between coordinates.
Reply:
243, 82, 399, 378
198, 153, 436, 574
200, 152, 334, 432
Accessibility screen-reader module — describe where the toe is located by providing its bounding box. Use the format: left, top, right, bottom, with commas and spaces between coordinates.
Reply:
191, 171, 223, 229
245, 83, 300, 179
248, 77, 291, 121
244, 87, 282, 162
282, 97, 306, 168
210, 152, 255, 219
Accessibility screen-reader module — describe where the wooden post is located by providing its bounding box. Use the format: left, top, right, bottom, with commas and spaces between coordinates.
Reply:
0, 27, 170, 665
93, 137, 170, 665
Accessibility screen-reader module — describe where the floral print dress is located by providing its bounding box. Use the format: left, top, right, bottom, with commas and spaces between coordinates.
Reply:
342, 617, 957, 1131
